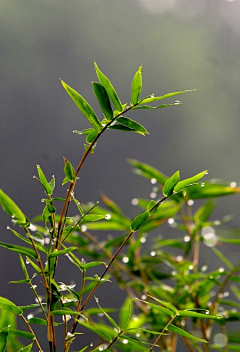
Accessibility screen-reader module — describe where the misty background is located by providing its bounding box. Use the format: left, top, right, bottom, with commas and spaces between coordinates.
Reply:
1, 0, 240, 350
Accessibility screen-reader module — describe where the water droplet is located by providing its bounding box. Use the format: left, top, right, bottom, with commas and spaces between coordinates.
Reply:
41, 199, 45, 203
62, 315, 71, 322
81, 225, 87, 232
141, 294, 147, 300
132, 315, 139, 321
105, 214, 111, 220
219, 267, 225, 273
230, 181, 237, 188
122, 339, 128, 344
150, 192, 157, 199
122, 256, 129, 263
171, 270, 176, 276
150, 94, 155, 98
44, 237, 50, 244
201, 226, 218, 247
214, 220, 221, 225
201, 264, 208, 272
213, 333, 228, 348
140, 237, 146, 243
168, 218, 175, 225
7, 226, 10, 230
32, 285, 37, 289
181, 320, 186, 326
189, 265, 193, 270
136, 333, 140, 337
98, 313, 104, 317
95, 297, 99, 303
150, 178, 157, 184
205, 311, 209, 315
26, 259, 30, 264
187, 200, 194, 206
184, 235, 190, 242
29, 223, 37, 231
27, 314, 33, 320
131, 198, 138, 205
150, 251, 156, 257
201, 183, 205, 187
223, 291, 229, 297
176, 256, 183, 262
174, 100, 181, 105
90, 342, 94, 347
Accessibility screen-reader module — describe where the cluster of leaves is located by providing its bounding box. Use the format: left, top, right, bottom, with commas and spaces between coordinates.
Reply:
0, 64, 240, 352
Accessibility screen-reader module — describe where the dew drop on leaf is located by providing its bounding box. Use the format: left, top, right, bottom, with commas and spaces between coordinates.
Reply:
131, 198, 138, 205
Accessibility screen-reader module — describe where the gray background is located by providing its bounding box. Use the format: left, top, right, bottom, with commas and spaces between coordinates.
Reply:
1, 0, 240, 350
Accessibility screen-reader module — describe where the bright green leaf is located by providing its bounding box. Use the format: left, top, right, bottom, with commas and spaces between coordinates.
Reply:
116, 117, 149, 135
131, 66, 142, 105
0, 189, 26, 224
17, 344, 33, 352
0, 297, 23, 315
174, 170, 208, 192
127, 159, 168, 185
178, 310, 220, 319
0, 242, 37, 259
167, 324, 207, 342
86, 129, 98, 144
139, 89, 196, 104
61, 80, 102, 131
47, 247, 78, 258
63, 156, 76, 182
130, 211, 149, 231
163, 171, 180, 197
36, 165, 52, 195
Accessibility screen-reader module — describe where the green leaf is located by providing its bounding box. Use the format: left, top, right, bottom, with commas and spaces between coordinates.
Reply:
194, 199, 215, 224
174, 170, 208, 192
127, 159, 168, 185
82, 214, 106, 223
76, 320, 112, 341
186, 182, 240, 199
134, 299, 173, 317
101, 193, 122, 216
83, 261, 107, 269
119, 297, 132, 329
132, 103, 175, 110
86, 129, 98, 144
51, 309, 78, 316
73, 128, 93, 136
92, 82, 114, 121
0, 189, 26, 225
131, 66, 142, 105
167, 324, 207, 343
0, 327, 8, 352
178, 310, 220, 319
0, 297, 22, 315
47, 247, 78, 258
36, 165, 52, 195
146, 295, 178, 314
147, 200, 158, 214
63, 156, 76, 183
61, 79, 103, 131
130, 211, 149, 231
17, 344, 33, 352
8, 328, 35, 339
95, 297, 120, 331
211, 246, 234, 270
28, 317, 61, 326
94, 62, 122, 111
116, 117, 149, 135
0, 242, 37, 259
8, 279, 30, 284
19, 254, 29, 280
139, 89, 196, 104
163, 171, 180, 197
8, 227, 47, 254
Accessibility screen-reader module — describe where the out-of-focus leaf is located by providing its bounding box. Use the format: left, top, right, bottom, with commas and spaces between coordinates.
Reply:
194, 199, 216, 224
61, 80, 103, 132
83, 261, 106, 269
139, 89, 196, 104
76, 319, 112, 341
28, 318, 61, 326
17, 344, 33, 352
127, 159, 168, 185
130, 211, 149, 231
0, 242, 37, 259
95, 297, 120, 331
47, 247, 78, 258
119, 297, 132, 329
116, 117, 149, 135
101, 193, 122, 216
163, 171, 180, 197
0, 189, 26, 225
0, 297, 22, 315
8, 228, 47, 254
178, 310, 220, 319
94, 62, 122, 112
82, 214, 105, 223
174, 170, 207, 193
92, 82, 113, 121
0, 326, 8, 352
131, 65, 142, 105
36, 165, 52, 195
51, 309, 77, 316
133, 299, 173, 317
186, 183, 240, 199
211, 247, 234, 270
167, 324, 207, 342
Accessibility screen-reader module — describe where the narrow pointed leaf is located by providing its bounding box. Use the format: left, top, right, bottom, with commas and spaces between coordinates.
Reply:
73, 128, 94, 135
82, 214, 105, 223
127, 159, 168, 185
94, 62, 122, 111
163, 171, 180, 197
133, 299, 173, 317
17, 344, 33, 352
47, 247, 78, 258
130, 211, 149, 231
76, 320, 111, 341
0, 327, 8, 352
92, 82, 113, 121
174, 170, 208, 192
95, 297, 120, 331
8, 329, 35, 339
83, 261, 107, 269
36, 165, 52, 195
132, 103, 175, 110
139, 89, 196, 104
28, 317, 61, 326
0, 297, 23, 315
0, 242, 37, 259
101, 193, 122, 216
167, 324, 207, 343
19, 254, 29, 279
186, 182, 240, 199
61, 80, 102, 131
147, 200, 158, 214
178, 310, 220, 319
0, 189, 26, 224
146, 295, 178, 314
8, 227, 47, 254
131, 66, 142, 105
116, 117, 149, 135
51, 309, 78, 316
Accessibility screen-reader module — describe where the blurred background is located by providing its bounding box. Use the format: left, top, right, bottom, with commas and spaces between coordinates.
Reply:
1, 0, 240, 350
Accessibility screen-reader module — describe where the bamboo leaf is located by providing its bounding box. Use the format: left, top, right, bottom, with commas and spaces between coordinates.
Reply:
163, 171, 180, 197
92, 82, 113, 121
94, 62, 122, 111
83, 261, 107, 269
0, 242, 37, 259
116, 117, 149, 135
0, 297, 23, 315
130, 211, 149, 231
131, 66, 142, 105
61, 80, 103, 131
47, 247, 78, 258
36, 165, 52, 195
63, 156, 76, 182
186, 183, 240, 199
17, 344, 33, 352
95, 297, 120, 331
8, 328, 35, 339
127, 159, 168, 185
178, 310, 220, 319
0, 189, 26, 225
167, 324, 207, 342
139, 89, 196, 104
174, 170, 208, 192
